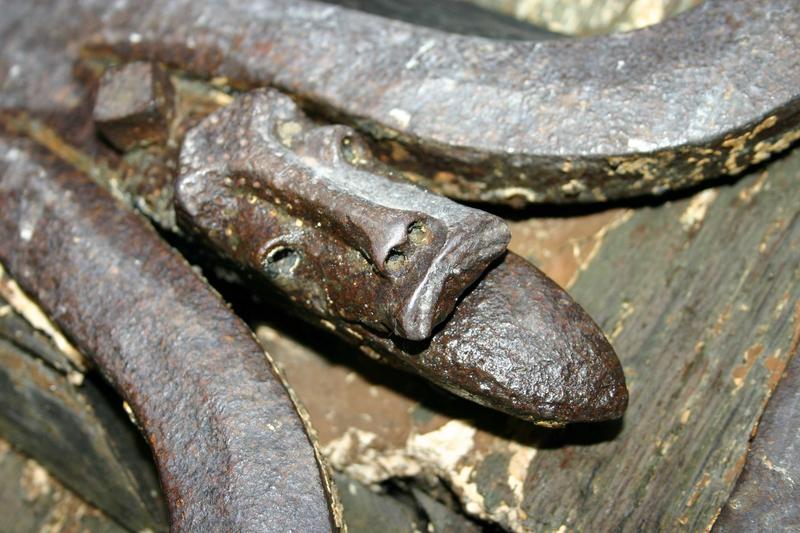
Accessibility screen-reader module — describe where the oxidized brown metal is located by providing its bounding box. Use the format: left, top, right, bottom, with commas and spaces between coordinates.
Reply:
0, 3, 624, 529
335, 252, 628, 423
175, 89, 627, 423
82, 0, 800, 204
91, 73, 625, 425
176, 89, 511, 341
93, 61, 174, 152
0, 139, 339, 532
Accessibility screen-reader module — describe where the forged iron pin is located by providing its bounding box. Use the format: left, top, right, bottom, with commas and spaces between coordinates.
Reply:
93, 61, 174, 152
176, 89, 511, 341
175, 90, 628, 424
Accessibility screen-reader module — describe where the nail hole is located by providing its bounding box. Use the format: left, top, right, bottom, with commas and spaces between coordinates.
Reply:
385, 249, 407, 273
265, 246, 300, 278
407, 221, 431, 245
341, 135, 368, 164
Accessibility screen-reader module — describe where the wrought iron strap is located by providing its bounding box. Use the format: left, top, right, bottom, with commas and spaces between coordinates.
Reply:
175, 89, 628, 423
83, 0, 800, 204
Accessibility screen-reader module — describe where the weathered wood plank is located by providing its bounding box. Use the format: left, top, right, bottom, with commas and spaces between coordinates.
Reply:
335, 473, 424, 533
714, 316, 800, 530
0, 338, 167, 531
533, 157, 799, 531
0, 438, 126, 533
0, 295, 78, 376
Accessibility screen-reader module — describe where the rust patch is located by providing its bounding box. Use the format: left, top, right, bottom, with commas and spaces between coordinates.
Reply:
685, 472, 712, 508
764, 352, 788, 392
723, 449, 749, 485
731, 344, 764, 392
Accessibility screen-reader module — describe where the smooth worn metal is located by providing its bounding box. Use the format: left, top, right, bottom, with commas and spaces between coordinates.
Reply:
176, 89, 510, 341
338, 252, 628, 423
0, 140, 338, 532
175, 89, 627, 423
84, 0, 800, 204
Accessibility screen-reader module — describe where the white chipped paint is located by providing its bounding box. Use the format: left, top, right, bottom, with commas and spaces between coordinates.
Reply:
405, 39, 437, 69
322, 421, 476, 485
452, 465, 486, 517
507, 444, 536, 503
388, 108, 411, 129
627, 137, 658, 152
407, 420, 476, 471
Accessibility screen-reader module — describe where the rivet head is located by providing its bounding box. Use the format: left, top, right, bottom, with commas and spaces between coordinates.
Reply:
93, 61, 174, 152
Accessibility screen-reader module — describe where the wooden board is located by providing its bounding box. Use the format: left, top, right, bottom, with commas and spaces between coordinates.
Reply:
0, 337, 167, 531
0, 437, 126, 533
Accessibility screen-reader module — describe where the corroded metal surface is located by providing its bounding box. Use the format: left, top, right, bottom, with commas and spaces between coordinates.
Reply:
176, 89, 510, 341
2, 0, 799, 205
175, 89, 627, 423
0, 7, 630, 529
80, 0, 800, 204
93, 61, 174, 152
340, 252, 628, 423
0, 140, 337, 531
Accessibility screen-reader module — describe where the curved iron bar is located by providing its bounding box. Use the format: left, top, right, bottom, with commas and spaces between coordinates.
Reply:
0, 140, 339, 532
83, 0, 800, 204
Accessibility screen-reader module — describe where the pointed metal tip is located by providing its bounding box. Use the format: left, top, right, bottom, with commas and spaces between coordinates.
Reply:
397, 252, 628, 425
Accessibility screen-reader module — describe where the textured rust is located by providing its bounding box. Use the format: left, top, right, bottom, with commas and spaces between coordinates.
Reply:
175, 90, 627, 424
5, 0, 799, 526
0, 140, 337, 531
176, 89, 510, 341
338, 252, 628, 423
78, 0, 800, 204
2, 0, 799, 205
